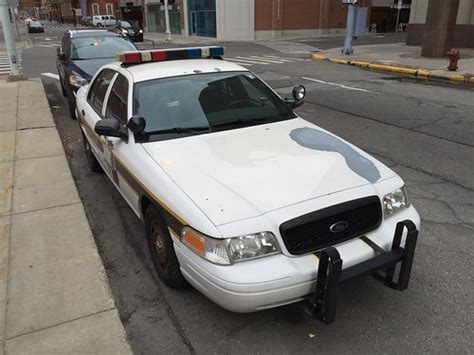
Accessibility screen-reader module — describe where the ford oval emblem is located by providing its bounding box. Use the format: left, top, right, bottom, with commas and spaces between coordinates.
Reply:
329, 221, 349, 233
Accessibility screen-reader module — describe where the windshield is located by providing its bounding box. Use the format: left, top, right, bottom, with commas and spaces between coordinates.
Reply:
30, 21, 41, 26
133, 71, 294, 139
70, 36, 136, 60
120, 21, 132, 28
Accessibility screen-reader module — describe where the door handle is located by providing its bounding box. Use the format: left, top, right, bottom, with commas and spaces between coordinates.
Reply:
81, 109, 85, 116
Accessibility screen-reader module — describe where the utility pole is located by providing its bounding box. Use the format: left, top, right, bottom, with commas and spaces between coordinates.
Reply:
342, 1, 357, 55
0, 0, 23, 79
164, 0, 171, 42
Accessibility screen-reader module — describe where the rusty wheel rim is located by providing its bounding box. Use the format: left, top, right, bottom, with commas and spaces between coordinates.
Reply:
151, 221, 171, 272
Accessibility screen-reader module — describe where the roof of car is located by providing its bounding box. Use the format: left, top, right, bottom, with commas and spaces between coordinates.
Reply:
68, 29, 121, 38
119, 59, 247, 82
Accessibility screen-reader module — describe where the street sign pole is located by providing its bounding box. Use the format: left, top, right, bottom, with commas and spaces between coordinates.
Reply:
164, 0, 172, 42
395, 0, 402, 32
342, 3, 356, 55
0, 0, 21, 78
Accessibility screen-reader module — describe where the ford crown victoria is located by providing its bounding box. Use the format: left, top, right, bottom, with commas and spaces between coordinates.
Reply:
76, 47, 420, 323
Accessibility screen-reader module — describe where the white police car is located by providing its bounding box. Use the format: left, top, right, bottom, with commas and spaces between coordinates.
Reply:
76, 47, 420, 323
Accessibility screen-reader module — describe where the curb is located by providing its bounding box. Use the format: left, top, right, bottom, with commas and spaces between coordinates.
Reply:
312, 53, 474, 85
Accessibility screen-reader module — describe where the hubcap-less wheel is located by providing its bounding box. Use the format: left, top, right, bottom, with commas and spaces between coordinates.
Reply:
145, 206, 187, 289
151, 221, 171, 273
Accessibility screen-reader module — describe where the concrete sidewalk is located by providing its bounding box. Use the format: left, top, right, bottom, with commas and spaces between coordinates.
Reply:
312, 43, 474, 84
0, 80, 131, 353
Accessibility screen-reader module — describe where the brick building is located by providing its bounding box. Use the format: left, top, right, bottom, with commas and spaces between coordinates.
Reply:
407, 0, 474, 48
88, 0, 120, 17
144, 0, 372, 40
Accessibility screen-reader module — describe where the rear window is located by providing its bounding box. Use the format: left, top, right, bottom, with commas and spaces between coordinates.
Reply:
70, 36, 136, 60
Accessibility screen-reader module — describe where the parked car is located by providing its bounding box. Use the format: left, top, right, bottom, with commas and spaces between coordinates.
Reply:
76, 46, 421, 322
81, 16, 93, 27
92, 15, 117, 27
112, 20, 143, 42
56, 29, 137, 119
28, 21, 44, 33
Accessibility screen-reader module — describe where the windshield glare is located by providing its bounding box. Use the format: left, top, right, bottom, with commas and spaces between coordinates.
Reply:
70, 36, 136, 60
133, 71, 293, 137
120, 21, 132, 28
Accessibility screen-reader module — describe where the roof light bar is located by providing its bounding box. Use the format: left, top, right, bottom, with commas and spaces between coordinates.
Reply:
116, 46, 225, 65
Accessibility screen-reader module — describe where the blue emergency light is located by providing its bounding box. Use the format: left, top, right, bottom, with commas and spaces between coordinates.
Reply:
117, 46, 225, 64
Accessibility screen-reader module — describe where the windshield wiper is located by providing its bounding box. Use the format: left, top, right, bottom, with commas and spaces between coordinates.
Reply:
147, 126, 211, 135
212, 117, 274, 128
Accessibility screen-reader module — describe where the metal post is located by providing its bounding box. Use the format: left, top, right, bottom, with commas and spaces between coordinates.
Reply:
0, 0, 21, 77
395, 0, 402, 32
342, 4, 356, 55
164, 0, 172, 42
395, 9, 401, 32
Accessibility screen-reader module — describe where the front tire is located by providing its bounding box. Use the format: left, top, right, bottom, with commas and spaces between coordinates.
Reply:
60, 76, 67, 97
67, 96, 77, 120
145, 205, 187, 289
81, 131, 102, 173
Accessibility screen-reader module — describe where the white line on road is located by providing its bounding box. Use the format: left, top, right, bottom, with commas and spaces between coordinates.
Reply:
247, 56, 286, 64
226, 57, 269, 65
301, 76, 373, 93
36, 44, 58, 48
41, 72, 60, 80
223, 59, 253, 66
263, 55, 305, 62
233, 56, 272, 65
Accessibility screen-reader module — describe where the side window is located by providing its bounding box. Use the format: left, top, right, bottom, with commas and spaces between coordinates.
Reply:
87, 69, 116, 115
105, 74, 129, 124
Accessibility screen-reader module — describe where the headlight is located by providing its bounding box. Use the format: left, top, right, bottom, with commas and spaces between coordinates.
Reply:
181, 227, 280, 265
383, 186, 409, 217
121, 28, 128, 33
139, 29, 143, 33
68, 73, 88, 87
226, 232, 280, 263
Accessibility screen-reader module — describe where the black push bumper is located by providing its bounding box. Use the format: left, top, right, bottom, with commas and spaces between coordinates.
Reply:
312, 219, 418, 324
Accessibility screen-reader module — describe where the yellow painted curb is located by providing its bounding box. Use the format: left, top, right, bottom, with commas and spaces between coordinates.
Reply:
416, 70, 430, 78
329, 58, 349, 65
469, 76, 474, 84
450, 75, 465, 82
350, 61, 370, 67
368, 63, 418, 75
311, 54, 327, 61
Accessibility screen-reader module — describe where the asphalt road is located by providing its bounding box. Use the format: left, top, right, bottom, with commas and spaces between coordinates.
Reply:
24, 23, 474, 354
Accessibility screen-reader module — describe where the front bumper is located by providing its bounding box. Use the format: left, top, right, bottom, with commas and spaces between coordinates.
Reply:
174, 206, 420, 315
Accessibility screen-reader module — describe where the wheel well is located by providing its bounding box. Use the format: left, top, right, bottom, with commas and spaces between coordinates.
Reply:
140, 196, 153, 218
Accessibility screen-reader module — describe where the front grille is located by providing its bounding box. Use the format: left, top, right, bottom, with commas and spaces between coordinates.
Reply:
280, 196, 382, 255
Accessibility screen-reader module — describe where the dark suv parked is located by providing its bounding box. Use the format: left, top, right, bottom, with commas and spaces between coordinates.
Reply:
56, 29, 137, 119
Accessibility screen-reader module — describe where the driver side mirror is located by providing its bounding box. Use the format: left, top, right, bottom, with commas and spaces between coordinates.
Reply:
285, 85, 306, 109
57, 47, 66, 60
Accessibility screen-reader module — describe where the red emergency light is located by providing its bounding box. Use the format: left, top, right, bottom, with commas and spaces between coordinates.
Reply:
116, 46, 225, 65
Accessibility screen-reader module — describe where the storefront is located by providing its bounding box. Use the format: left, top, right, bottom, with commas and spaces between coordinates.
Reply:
187, 0, 216, 37
147, 2, 181, 34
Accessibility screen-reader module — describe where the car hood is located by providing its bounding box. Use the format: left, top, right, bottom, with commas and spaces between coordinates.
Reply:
70, 58, 116, 80
142, 118, 395, 226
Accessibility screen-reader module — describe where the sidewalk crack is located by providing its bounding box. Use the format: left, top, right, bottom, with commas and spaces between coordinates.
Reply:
5, 307, 118, 341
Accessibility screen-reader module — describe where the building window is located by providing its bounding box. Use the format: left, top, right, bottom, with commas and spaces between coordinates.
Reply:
92, 3, 99, 15
106, 3, 113, 15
